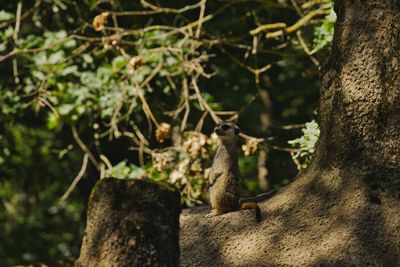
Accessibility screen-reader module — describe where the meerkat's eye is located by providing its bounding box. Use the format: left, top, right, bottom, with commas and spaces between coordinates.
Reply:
221, 124, 231, 131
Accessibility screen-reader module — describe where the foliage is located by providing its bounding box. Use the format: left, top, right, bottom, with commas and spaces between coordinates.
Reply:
107, 131, 218, 206
311, 4, 336, 54
0, 0, 333, 264
288, 120, 320, 169
0, 123, 84, 265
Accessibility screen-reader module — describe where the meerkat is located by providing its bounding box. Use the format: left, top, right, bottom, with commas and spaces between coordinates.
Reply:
206, 121, 262, 222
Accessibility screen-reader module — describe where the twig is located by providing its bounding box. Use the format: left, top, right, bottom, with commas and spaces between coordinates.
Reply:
281, 123, 306, 130
267, 9, 331, 38
250, 8, 330, 38
271, 145, 300, 152
128, 146, 153, 154
302, 0, 330, 9
0, 49, 17, 63
181, 81, 190, 131
290, 0, 303, 16
195, 111, 209, 132
139, 140, 145, 166
122, 131, 142, 147
100, 163, 106, 179
100, 154, 113, 170
58, 144, 74, 159
190, 75, 204, 110
140, 54, 164, 88
12, 2, 22, 84
137, 85, 160, 128
218, 45, 271, 75
72, 126, 99, 167
131, 123, 150, 146
239, 132, 264, 143
214, 111, 237, 115
0, 0, 40, 29
13, 2, 22, 44
195, 0, 206, 39
296, 31, 320, 67
0, 33, 84, 63
141, 0, 204, 14
38, 97, 60, 118
290, 151, 303, 170
12, 59, 20, 84
59, 153, 89, 202
191, 78, 221, 123
250, 23, 286, 35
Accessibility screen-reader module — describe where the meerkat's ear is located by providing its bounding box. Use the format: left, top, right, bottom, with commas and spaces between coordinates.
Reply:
234, 126, 240, 135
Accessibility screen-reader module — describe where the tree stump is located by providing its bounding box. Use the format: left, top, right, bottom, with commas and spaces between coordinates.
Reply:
75, 178, 180, 267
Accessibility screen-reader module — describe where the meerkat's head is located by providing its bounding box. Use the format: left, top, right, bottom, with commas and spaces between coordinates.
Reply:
214, 121, 240, 142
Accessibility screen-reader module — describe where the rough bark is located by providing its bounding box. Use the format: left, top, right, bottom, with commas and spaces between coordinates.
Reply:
180, 1, 400, 265
75, 178, 180, 267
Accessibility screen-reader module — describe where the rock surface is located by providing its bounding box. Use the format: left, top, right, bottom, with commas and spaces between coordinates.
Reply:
180, 1, 400, 265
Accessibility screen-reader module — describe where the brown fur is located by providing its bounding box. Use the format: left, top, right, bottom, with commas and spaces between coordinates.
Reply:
206, 122, 260, 222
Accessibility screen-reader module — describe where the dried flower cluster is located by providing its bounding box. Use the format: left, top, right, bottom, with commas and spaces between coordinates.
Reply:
151, 150, 175, 172
242, 138, 260, 156
150, 131, 218, 206
155, 122, 171, 143
92, 12, 109, 32
182, 132, 208, 159
128, 56, 143, 70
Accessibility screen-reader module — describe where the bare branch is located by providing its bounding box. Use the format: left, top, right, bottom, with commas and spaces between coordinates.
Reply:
59, 153, 89, 202
100, 154, 113, 170
72, 126, 99, 168
296, 31, 320, 67
195, 0, 207, 39
12, 2, 22, 44
250, 8, 330, 39
140, 0, 204, 14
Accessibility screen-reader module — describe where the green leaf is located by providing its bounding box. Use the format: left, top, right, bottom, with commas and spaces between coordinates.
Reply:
61, 65, 78, 76
21, 34, 44, 48
32, 70, 46, 80
288, 120, 320, 170
47, 113, 60, 129
3, 26, 14, 39
33, 52, 48, 65
0, 10, 14, 21
311, 9, 336, 54
87, 0, 100, 8
58, 104, 74, 115
112, 56, 128, 69
64, 39, 76, 48
48, 51, 65, 64
0, 42, 6, 52
105, 161, 145, 179
82, 54, 93, 64
52, 0, 68, 10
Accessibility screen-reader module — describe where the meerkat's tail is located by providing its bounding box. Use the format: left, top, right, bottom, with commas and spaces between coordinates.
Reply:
240, 202, 261, 222
239, 189, 278, 222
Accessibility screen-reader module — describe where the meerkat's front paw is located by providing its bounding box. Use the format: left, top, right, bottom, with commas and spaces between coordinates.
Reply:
205, 209, 220, 218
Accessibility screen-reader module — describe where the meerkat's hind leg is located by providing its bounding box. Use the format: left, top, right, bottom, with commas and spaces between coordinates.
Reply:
205, 209, 220, 218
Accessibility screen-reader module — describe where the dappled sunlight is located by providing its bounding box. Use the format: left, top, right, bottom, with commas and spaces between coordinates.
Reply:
181, 160, 400, 265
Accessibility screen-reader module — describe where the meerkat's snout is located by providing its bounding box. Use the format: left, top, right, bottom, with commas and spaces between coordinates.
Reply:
214, 124, 226, 136
214, 122, 240, 137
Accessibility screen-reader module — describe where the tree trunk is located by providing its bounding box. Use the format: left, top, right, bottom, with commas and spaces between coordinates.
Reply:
75, 178, 180, 267
180, 0, 400, 265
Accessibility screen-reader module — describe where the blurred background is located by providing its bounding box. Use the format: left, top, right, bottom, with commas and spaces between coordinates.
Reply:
0, 0, 333, 265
